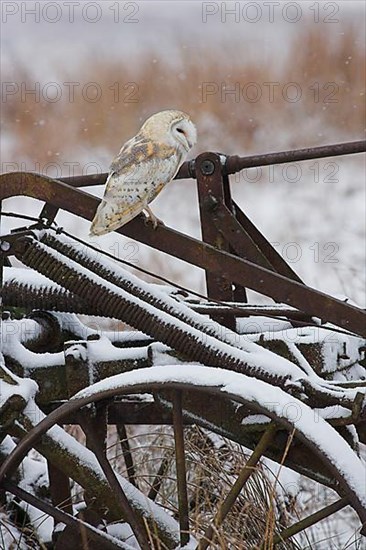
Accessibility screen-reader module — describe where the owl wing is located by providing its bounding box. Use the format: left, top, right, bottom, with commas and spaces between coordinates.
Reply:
90, 137, 180, 236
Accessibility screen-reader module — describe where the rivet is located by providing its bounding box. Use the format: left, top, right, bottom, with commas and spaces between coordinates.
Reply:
200, 160, 215, 175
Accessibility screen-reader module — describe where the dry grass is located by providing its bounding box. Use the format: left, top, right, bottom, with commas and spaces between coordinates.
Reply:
105, 425, 301, 549
1, 24, 365, 169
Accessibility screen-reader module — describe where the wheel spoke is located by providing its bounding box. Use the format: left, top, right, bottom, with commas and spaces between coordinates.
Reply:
147, 452, 171, 502
173, 390, 190, 546
197, 423, 277, 550
117, 423, 138, 488
269, 497, 349, 547
79, 410, 151, 549
3, 479, 128, 549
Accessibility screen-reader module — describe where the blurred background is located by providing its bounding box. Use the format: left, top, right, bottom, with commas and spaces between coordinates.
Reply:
1, 0, 365, 304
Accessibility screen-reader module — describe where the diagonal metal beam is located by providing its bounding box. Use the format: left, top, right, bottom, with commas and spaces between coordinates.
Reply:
211, 201, 277, 272
2, 479, 129, 549
267, 497, 349, 547
232, 200, 304, 283
79, 408, 151, 549
222, 175, 248, 303
0, 172, 365, 337
198, 423, 277, 549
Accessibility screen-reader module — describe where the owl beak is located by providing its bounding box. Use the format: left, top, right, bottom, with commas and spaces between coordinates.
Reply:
182, 134, 195, 151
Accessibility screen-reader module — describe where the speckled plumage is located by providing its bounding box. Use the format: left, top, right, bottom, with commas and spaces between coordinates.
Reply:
90, 110, 197, 236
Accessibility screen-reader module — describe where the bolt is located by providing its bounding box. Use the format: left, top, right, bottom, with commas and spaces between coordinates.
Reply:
200, 160, 215, 175
1, 240, 10, 252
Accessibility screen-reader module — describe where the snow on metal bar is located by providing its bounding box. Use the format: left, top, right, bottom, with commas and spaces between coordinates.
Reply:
12, 234, 305, 385
2, 366, 365, 528
41, 232, 304, 360
71, 365, 366, 511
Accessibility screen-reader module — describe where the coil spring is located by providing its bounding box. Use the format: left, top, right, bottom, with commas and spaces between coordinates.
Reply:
2, 280, 91, 315
40, 232, 288, 386
13, 235, 289, 386
41, 233, 235, 339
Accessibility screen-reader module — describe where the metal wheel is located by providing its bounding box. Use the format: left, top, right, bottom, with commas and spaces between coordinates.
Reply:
1, 367, 364, 549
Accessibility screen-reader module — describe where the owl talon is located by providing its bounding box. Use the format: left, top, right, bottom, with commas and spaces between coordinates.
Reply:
144, 206, 164, 230
144, 216, 164, 230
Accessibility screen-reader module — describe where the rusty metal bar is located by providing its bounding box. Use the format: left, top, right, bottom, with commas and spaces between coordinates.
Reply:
172, 391, 190, 546
196, 152, 236, 328
147, 453, 171, 502
1, 274, 311, 323
189, 304, 311, 320
268, 497, 349, 547
224, 140, 366, 175
222, 174, 248, 303
52, 140, 365, 187
1, 173, 365, 337
212, 202, 282, 272
116, 424, 138, 488
232, 200, 304, 283
198, 423, 277, 550
2, 479, 126, 550
79, 409, 151, 549
93, 400, 175, 425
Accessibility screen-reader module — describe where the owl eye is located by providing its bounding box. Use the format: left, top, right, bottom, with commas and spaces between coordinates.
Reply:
176, 128, 185, 134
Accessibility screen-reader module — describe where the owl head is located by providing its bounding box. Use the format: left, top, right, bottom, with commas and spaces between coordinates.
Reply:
140, 110, 197, 153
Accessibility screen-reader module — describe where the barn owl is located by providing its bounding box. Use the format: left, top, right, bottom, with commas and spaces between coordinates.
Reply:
89, 110, 197, 236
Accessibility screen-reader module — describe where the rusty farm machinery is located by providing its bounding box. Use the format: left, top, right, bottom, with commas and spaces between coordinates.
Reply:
0, 140, 365, 548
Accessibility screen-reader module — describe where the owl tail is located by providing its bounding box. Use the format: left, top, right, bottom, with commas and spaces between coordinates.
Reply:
89, 199, 143, 237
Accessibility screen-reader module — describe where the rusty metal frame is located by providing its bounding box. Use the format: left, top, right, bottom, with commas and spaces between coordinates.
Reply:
1, 378, 365, 536
196, 153, 237, 304
1, 139, 366, 336
196, 152, 244, 328
1, 139, 366, 547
